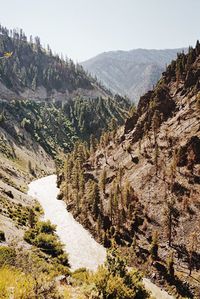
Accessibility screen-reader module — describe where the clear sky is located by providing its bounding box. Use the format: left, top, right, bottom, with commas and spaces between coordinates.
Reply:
0, 0, 199, 61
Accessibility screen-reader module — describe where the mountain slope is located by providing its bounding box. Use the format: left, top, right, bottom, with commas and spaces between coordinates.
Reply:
0, 25, 130, 247
61, 42, 200, 297
82, 48, 187, 102
0, 25, 111, 101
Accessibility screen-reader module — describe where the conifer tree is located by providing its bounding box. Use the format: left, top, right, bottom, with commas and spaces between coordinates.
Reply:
164, 198, 175, 247
167, 252, 174, 278
92, 182, 101, 219
28, 208, 36, 228
152, 109, 160, 144
187, 232, 198, 276
99, 168, 107, 195
150, 230, 159, 260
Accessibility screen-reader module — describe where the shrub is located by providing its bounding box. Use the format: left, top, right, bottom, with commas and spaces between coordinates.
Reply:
106, 274, 136, 298
56, 253, 70, 267
36, 220, 56, 234
24, 220, 69, 266
0, 267, 62, 299
0, 230, 5, 242
92, 248, 149, 299
24, 228, 36, 243
0, 246, 16, 267
72, 268, 89, 285
35, 233, 63, 257
0, 267, 34, 299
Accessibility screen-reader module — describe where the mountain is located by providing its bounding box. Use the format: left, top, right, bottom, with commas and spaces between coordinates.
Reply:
81, 48, 187, 102
0, 25, 112, 102
0, 25, 130, 145
60, 42, 200, 297
0, 25, 130, 260
0, 26, 150, 298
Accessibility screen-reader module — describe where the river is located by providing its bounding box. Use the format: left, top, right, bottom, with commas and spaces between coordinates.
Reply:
28, 175, 175, 299
28, 175, 106, 271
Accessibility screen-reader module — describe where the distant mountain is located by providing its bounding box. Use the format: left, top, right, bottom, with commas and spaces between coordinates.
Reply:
82, 48, 187, 102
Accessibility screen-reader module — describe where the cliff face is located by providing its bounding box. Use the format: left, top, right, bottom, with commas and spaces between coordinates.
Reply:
61, 42, 200, 297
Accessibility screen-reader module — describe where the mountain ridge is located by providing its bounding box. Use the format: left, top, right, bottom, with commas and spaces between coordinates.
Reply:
0, 25, 113, 102
82, 48, 187, 102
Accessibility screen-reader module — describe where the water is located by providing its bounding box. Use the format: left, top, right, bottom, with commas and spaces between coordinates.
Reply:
27, 175, 175, 298
28, 175, 106, 271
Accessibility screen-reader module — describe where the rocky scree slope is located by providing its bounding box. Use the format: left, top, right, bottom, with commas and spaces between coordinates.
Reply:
61, 43, 200, 298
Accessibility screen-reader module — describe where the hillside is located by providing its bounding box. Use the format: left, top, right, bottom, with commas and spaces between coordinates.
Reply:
60, 42, 200, 298
0, 26, 154, 299
0, 25, 130, 253
0, 25, 111, 101
82, 48, 187, 102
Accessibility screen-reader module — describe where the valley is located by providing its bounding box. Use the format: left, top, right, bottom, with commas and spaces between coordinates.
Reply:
0, 22, 199, 299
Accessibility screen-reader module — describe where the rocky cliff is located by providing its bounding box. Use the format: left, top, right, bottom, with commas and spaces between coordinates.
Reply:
61, 42, 200, 298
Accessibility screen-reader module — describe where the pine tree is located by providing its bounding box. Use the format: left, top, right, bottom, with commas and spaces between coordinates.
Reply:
99, 168, 107, 195
152, 110, 160, 144
123, 180, 134, 210
150, 230, 159, 260
164, 198, 175, 247
167, 252, 174, 278
92, 182, 101, 219
187, 232, 198, 276
90, 134, 96, 155
195, 40, 200, 56
109, 191, 114, 223
72, 160, 80, 211
28, 208, 36, 228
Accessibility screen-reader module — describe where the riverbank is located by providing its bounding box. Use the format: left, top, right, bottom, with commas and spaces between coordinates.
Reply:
28, 175, 106, 271
28, 175, 175, 299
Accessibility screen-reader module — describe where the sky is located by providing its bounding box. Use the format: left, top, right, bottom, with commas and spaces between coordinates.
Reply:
0, 0, 199, 62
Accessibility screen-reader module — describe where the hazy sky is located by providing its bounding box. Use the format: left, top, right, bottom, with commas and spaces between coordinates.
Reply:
0, 0, 199, 61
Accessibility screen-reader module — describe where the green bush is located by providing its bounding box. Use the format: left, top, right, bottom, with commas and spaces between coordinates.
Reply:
56, 253, 70, 267
0, 246, 16, 266
24, 220, 69, 267
36, 220, 56, 234
24, 228, 36, 243
35, 233, 63, 257
92, 248, 149, 299
72, 268, 89, 285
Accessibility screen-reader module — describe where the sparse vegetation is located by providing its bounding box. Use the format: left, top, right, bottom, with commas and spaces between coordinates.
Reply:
59, 40, 200, 298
